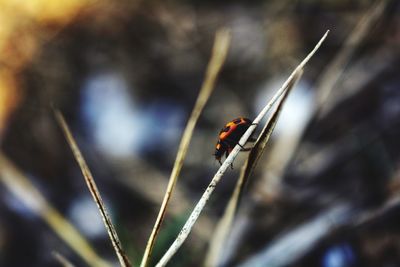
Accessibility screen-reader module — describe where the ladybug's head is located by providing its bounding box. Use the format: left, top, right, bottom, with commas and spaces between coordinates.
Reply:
214, 141, 225, 165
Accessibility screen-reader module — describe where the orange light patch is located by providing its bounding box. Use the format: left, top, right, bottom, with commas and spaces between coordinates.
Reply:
0, 0, 97, 138
0, 70, 19, 136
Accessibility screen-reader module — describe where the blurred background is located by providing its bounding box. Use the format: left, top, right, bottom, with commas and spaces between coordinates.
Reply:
0, 0, 400, 266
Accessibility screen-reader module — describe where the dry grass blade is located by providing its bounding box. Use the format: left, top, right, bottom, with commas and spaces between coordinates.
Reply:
241, 69, 303, 191
140, 28, 231, 267
54, 111, 131, 267
316, 0, 388, 115
156, 30, 329, 267
204, 69, 303, 267
52, 251, 76, 267
0, 152, 112, 267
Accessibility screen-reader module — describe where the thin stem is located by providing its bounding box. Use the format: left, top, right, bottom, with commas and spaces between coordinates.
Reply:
55, 111, 131, 267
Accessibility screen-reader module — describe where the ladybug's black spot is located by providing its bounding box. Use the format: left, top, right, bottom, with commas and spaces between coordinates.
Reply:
223, 126, 230, 132
233, 118, 242, 124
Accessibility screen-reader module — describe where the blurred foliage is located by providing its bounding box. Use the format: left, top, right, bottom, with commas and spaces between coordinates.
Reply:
0, 0, 400, 266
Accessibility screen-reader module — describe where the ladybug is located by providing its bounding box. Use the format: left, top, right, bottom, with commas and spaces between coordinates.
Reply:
214, 117, 255, 167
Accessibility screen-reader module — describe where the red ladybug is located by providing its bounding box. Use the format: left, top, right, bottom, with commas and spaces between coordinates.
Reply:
214, 117, 255, 166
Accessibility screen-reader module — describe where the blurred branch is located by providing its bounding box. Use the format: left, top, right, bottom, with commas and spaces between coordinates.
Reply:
54, 111, 132, 267
294, 120, 392, 182
0, 152, 112, 267
317, 43, 398, 120
140, 27, 231, 267
315, 0, 388, 109
236, 204, 353, 267
237, 185, 400, 267
52, 251, 76, 267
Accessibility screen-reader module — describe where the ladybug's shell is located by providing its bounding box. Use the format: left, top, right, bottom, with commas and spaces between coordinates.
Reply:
214, 117, 252, 162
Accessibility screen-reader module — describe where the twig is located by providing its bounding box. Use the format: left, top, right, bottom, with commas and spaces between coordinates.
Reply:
140, 28, 231, 267
0, 152, 111, 267
204, 70, 303, 267
54, 111, 131, 267
155, 30, 329, 267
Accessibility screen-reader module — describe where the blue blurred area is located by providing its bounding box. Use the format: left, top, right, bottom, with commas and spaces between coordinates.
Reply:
254, 77, 314, 137
80, 71, 185, 158
322, 244, 356, 267
68, 195, 106, 239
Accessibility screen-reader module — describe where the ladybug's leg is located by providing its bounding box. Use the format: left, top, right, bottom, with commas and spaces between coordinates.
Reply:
224, 138, 254, 152
237, 143, 245, 149
237, 143, 252, 151
239, 144, 251, 152
223, 137, 245, 148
